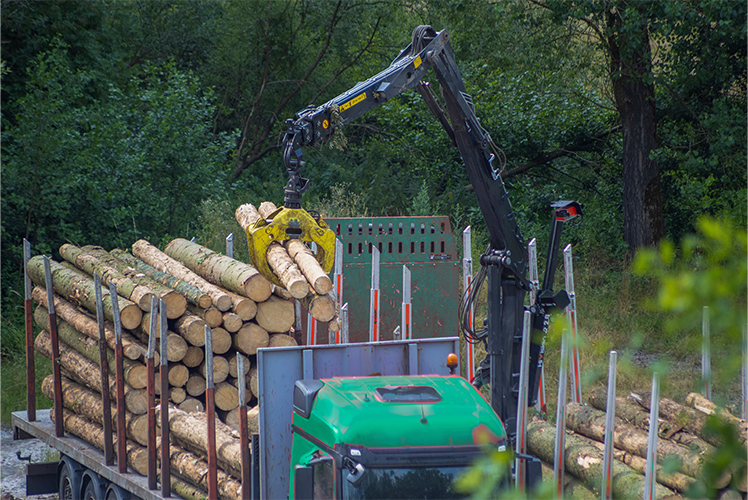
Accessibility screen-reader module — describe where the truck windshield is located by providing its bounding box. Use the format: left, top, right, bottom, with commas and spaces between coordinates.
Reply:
342, 466, 467, 499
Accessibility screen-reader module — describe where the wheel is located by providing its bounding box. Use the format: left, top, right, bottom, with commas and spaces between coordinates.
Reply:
83, 480, 98, 500
105, 483, 131, 500
58, 460, 81, 500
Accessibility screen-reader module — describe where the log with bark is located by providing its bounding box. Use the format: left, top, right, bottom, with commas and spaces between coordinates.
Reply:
565, 402, 722, 484
31, 286, 142, 360
527, 418, 678, 499
221, 312, 242, 333
255, 295, 295, 333
182, 346, 204, 368
160, 440, 241, 500
110, 249, 212, 309
178, 398, 205, 413
132, 239, 232, 311
685, 392, 748, 442
538, 460, 597, 499
235, 203, 309, 298
199, 355, 229, 385
28, 256, 142, 330
60, 243, 155, 311
299, 292, 337, 322
79, 246, 189, 319
268, 333, 298, 348
211, 327, 232, 355
214, 382, 239, 412
160, 312, 206, 347
188, 304, 223, 328
164, 238, 272, 302
186, 374, 206, 397
132, 328, 187, 364
226, 291, 257, 321
224, 405, 260, 434
34, 305, 148, 389
35, 330, 147, 415
228, 353, 251, 378
170, 387, 187, 404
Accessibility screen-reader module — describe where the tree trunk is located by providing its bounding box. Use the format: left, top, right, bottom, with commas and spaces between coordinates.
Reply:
685, 392, 748, 440
185, 374, 206, 397
164, 238, 272, 302
255, 295, 295, 333
170, 386, 187, 404
178, 397, 205, 413
160, 441, 242, 500
211, 327, 232, 355
28, 256, 142, 330
35, 330, 147, 415
167, 363, 189, 387
156, 405, 243, 480
182, 346, 204, 368
268, 333, 298, 348
607, 9, 665, 249
81, 246, 188, 319
168, 312, 207, 347
187, 304, 223, 328
221, 312, 242, 333
31, 286, 142, 360
226, 291, 257, 321
214, 382, 239, 412
131, 239, 232, 311
527, 418, 676, 499
199, 355, 229, 384
60, 243, 155, 311
41, 374, 148, 446
235, 203, 309, 298
110, 249, 212, 309
538, 460, 597, 499
566, 402, 712, 481
228, 353, 251, 378
299, 292, 336, 322
224, 405, 260, 434
233, 322, 269, 355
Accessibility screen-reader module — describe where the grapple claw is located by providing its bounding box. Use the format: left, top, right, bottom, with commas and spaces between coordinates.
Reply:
246, 207, 336, 287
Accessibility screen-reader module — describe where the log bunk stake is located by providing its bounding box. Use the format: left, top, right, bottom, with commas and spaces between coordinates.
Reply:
95, 273, 115, 465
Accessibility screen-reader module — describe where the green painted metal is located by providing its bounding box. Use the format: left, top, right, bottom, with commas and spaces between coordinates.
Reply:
316, 216, 459, 343
289, 374, 507, 497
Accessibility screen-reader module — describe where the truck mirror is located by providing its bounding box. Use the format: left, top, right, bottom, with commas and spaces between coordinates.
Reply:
293, 465, 313, 500
345, 462, 366, 486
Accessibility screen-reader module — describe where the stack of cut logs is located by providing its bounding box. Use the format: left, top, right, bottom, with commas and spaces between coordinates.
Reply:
528, 387, 747, 499
29, 203, 339, 499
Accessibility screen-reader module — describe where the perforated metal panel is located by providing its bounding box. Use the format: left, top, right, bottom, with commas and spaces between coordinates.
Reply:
313, 216, 459, 343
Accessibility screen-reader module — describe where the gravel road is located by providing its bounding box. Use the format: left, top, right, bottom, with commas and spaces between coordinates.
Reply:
1, 425, 57, 499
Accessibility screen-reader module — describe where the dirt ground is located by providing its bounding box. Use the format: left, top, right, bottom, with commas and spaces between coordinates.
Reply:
0, 425, 57, 499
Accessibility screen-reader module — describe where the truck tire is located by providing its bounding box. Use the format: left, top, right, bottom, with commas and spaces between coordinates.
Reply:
105, 482, 132, 500
82, 470, 108, 500
58, 458, 83, 500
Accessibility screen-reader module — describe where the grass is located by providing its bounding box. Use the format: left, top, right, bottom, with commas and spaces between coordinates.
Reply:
1, 351, 53, 425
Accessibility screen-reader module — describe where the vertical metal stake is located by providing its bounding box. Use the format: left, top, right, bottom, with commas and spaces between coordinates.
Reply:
23, 240, 36, 421
226, 233, 234, 259
401, 265, 412, 341
160, 299, 171, 497
369, 246, 381, 342
643, 373, 660, 500
110, 282, 128, 473
95, 274, 114, 465
341, 303, 350, 344
601, 350, 617, 500
743, 323, 747, 421
44, 257, 64, 437
146, 297, 158, 490
563, 244, 582, 404
515, 311, 532, 491
553, 329, 570, 498
528, 238, 546, 414
307, 312, 317, 346
462, 226, 475, 379
334, 238, 344, 308
205, 325, 218, 500
702, 306, 711, 400
237, 355, 250, 500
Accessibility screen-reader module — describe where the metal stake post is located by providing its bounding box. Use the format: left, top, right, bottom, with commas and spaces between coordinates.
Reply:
226, 233, 234, 259
369, 246, 381, 342
702, 306, 711, 400
334, 238, 344, 308
462, 226, 475, 379
110, 282, 128, 473
563, 244, 582, 404
205, 325, 218, 500
601, 350, 617, 500
401, 265, 412, 340
146, 297, 158, 490
341, 303, 350, 344
23, 240, 36, 421
160, 300, 171, 497
307, 312, 317, 345
515, 311, 532, 491
528, 238, 545, 414
44, 257, 64, 437
553, 329, 570, 498
643, 373, 660, 500
95, 274, 114, 465
743, 324, 747, 421
237, 355, 251, 499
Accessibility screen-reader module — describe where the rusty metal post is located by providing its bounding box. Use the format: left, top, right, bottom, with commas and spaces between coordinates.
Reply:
110, 282, 128, 473
237, 354, 251, 499
95, 273, 114, 465
204, 324, 218, 499
147, 296, 158, 489
43, 256, 63, 436
160, 299, 171, 497
23, 240, 36, 421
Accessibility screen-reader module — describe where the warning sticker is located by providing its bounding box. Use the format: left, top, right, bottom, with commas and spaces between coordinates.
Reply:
340, 92, 367, 112
414, 56, 422, 69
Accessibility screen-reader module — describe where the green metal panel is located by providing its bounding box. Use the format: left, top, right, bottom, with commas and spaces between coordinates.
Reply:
322, 216, 459, 343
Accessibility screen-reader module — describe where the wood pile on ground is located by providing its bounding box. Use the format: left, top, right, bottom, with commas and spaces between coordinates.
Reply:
28, 224, 333, 499
529, 386, 747, 499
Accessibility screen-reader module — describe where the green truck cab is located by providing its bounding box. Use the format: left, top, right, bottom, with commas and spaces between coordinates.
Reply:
289, 374, 508, 499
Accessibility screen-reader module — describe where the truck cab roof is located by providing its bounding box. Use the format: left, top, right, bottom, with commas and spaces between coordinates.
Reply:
292, 374, 507, 449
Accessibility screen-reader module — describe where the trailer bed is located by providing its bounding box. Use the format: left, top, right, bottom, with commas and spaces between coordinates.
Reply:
12, 409, 163, 500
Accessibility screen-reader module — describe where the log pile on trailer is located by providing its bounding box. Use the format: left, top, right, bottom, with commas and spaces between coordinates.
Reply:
528, 387, 747, 499
26, 210, 339, 499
